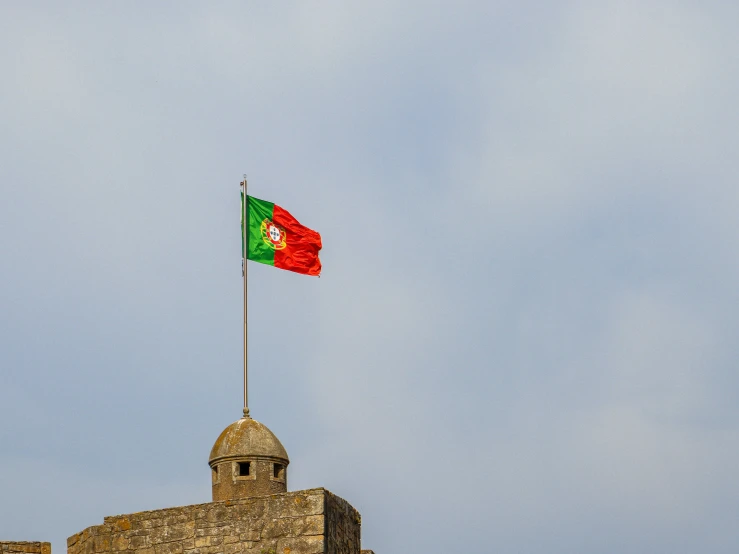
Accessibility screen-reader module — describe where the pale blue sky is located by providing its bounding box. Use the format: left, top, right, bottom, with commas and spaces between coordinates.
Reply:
2, 2, 739, 553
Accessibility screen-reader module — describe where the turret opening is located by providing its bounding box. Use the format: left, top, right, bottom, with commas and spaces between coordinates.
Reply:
238, 462, 251, 477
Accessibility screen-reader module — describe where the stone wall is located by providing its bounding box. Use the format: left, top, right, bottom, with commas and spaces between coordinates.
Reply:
324, 493, 360, 554
67, 489, 365, 554
0, 543, 51, 554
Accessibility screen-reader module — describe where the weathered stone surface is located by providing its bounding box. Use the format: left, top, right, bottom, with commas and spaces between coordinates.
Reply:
325, 493, 361, 554
0, 542, 51, 554
68, 489, 369, 554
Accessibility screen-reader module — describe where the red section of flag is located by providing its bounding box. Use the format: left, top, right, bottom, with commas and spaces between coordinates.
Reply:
272, 204, 322, 276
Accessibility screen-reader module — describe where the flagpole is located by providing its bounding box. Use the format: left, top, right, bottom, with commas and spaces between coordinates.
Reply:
242, 176, 250, 419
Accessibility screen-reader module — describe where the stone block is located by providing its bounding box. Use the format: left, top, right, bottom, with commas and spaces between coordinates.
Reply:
276, 535, 325, 554
281, 493, 324, 519
113, 518, 132, 532
93, 536, 111, 553
154, 543, 183, 554
237, 529, 261, 543
130, 535, 150, 549
111, 536, 129, 551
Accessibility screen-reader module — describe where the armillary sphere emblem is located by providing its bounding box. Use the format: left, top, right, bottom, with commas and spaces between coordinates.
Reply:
260, 219, 287, 250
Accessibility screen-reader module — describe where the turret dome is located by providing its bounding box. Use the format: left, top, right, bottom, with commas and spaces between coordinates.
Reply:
208, 415, 289, 501
209, 417, 289, 464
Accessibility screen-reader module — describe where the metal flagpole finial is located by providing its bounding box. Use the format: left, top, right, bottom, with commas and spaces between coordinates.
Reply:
242, 406, 250, 419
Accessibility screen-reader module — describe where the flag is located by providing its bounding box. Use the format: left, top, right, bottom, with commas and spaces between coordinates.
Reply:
241, 193, 322, 276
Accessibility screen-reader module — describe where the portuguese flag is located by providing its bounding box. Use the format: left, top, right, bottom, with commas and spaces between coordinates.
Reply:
241, 194, 322, 276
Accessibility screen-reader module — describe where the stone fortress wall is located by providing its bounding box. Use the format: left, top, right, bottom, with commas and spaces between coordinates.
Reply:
66, 489, 361, 554
1, 543, 51, 554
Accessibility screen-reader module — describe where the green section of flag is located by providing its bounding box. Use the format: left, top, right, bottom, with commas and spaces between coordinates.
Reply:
242, 195, 276, 266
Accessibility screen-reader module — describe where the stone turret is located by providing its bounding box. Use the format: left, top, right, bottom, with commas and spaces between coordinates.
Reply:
60, 410, 375, 553
208, 412, 289, 501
